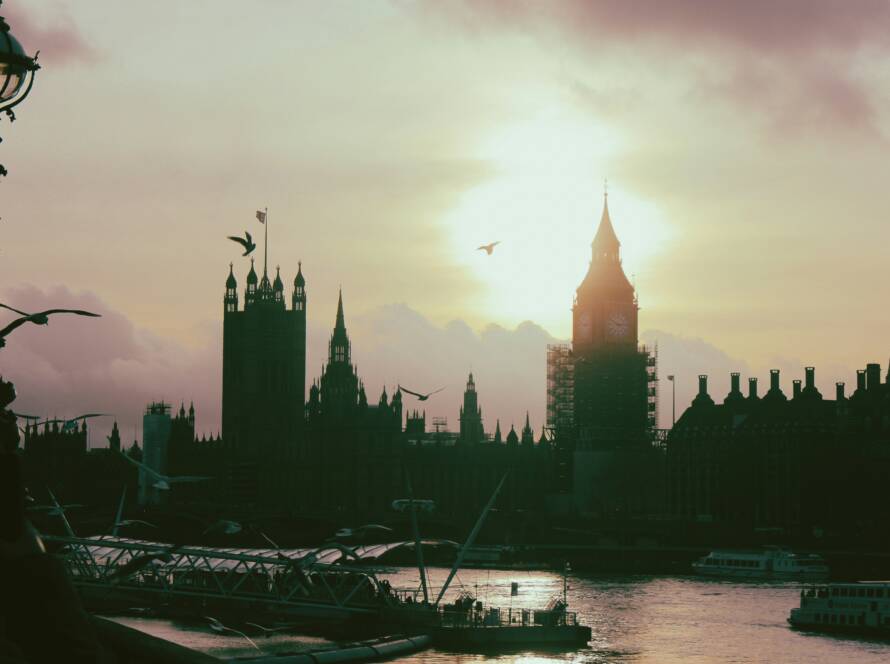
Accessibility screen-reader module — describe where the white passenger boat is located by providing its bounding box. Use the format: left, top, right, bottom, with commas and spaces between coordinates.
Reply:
789, 582, 890, 636
692, 547, 828, 579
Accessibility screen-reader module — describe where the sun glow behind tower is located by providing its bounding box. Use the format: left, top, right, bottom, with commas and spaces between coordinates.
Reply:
441, 106, 673, 336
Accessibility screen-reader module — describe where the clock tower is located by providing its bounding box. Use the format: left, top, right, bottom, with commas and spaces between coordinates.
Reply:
572, 191, 651, 447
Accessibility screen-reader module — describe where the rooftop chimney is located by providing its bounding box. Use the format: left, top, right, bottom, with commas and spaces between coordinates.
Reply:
748, 377, 758, 399
692, 374, 715, 407
764, 369, 786, 403
867, 363, 881, 391
857, 370, 866, 392
836, 382, 845, 401
793, 380, 802, 398
731, 373, 740, 393
805, 367, 815, 389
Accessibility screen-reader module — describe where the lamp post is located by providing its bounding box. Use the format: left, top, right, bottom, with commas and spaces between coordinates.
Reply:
667, 374, 676, 428
0, 0, 40, 177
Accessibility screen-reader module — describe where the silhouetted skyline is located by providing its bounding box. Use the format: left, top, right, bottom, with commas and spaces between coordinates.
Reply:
2, 1, 888, 444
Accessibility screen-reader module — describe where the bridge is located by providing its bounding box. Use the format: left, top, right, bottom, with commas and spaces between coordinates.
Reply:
45, 535, 450, 622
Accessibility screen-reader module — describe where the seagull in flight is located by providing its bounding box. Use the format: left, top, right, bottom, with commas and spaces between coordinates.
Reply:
477, 241, 500, 255
399, 385, 445, 402
110, 486, 158, 535
107, 543, 185, 584
205, 616, 260, 651
202, 519, 243, 536
245, 621, 294, 636
227, 231, 256, 256
332, 524, 393, 540
118, 452, 211, 491
0, 305, 101, 348
35, 413, 109, 432
391, 498, 436, 514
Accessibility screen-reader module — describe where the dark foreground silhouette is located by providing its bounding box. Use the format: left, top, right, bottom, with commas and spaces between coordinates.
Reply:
0, 453, 111, 663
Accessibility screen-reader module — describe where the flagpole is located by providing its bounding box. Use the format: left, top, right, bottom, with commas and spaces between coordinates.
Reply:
264, 206, 269, 276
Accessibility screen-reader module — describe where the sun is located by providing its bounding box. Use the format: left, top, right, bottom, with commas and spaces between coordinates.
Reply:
442, 105, 672, 337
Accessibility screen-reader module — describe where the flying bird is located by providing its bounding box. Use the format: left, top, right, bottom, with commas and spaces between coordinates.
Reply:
245, 622, 294, 636
118, 452, 211, 491
391, 498, 436, 514
0, 306, 101, 347
399, 385, 446, 402
477, 241, 500, 255
332, 524, 393, 540
36, 413, 110, 432
202, 519, 243, 536
107, 543, 184, 584
227, 231, 256, 256
205, 617, 260, 651
43, 488, 77, 537
110, 486, 158, 535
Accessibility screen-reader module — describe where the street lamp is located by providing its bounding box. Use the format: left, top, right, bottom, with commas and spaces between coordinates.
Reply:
0, 0, 40, 177
667, 374, 676, 428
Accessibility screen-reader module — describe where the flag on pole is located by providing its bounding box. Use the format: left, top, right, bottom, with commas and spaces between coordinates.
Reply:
256, 210, 267, 224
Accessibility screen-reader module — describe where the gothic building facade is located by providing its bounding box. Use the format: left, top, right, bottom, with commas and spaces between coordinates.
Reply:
221, 258, 306, 504
666, 364, 890, 545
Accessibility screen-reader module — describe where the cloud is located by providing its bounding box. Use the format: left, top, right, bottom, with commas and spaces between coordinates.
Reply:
0, 285, 219, 447
413, 0, 889, 137
3, 5, 97, 66
641, 329, 749, 428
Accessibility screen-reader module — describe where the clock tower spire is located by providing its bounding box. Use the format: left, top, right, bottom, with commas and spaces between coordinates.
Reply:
573, 188, 637, 352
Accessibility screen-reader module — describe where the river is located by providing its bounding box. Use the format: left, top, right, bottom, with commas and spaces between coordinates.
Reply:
111, 567, 890, 663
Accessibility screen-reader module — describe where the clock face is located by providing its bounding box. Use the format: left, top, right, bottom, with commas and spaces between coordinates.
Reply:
606, 312, 630, 339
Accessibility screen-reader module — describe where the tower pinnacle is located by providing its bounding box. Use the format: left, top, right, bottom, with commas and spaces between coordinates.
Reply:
592, 188, 620, 262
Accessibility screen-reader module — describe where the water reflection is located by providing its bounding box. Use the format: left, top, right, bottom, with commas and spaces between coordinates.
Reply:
112, 568, 890, 663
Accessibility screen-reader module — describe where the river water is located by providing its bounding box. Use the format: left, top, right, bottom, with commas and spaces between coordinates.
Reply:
112, 567, 890, 663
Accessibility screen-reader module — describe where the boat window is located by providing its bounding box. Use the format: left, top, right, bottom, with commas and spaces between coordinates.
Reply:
858, 615, 865, 626
831, 588, 838, 596
867, 589, 874, 598
831, 614, 837, 623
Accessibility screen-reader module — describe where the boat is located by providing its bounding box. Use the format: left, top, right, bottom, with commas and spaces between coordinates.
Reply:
431, 594, 591, 648
385, 474, 592, 649
788, 582, 890, 636
692, 546, 828, 579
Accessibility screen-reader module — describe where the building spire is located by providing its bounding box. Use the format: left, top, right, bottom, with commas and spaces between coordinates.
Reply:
592, 183, 620, 261
335, 288, 345, 331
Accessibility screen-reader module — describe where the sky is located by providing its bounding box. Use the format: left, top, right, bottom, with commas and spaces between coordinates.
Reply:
1, 1, 889, 444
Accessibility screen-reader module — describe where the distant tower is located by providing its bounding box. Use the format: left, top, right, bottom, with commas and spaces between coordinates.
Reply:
317, 290, 361, 418
221, 246, 307, 503
107, 421, 121, 454
140, 402, 172, 506
459, 373, 484, 445
521, 412, 535, 447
